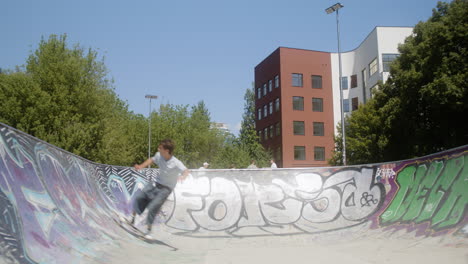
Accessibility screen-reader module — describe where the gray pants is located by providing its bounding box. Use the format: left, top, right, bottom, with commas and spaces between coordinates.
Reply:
133, 182, 172, 227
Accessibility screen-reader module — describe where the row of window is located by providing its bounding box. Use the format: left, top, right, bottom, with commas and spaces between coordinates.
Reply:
292, 74, 323, 88
260, 54, 398, 98
293, 121, 324, 136
258, 120, 325, 141
293, 97, 323, 112
258, 97, 324, 121
257, 98, 280, 120
341, 75, 358, 90
343, 97, 359, 112
258, 122, 281, 141
295, 146, 325, 161
340, 54, 398, 90
257, 75, 280, 99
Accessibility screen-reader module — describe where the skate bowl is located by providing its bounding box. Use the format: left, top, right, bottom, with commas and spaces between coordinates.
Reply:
0, 122, 467, 264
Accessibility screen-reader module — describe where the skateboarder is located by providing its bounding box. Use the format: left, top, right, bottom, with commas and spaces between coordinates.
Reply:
129, 139, 189, 238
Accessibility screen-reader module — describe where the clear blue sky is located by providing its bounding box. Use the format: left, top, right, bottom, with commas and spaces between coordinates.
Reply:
2, 0, 444, 135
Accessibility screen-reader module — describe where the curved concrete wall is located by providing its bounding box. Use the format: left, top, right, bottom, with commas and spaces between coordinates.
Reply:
0, 122, 467, 263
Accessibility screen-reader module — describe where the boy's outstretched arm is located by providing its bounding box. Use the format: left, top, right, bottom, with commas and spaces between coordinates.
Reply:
134, 158, 154, 170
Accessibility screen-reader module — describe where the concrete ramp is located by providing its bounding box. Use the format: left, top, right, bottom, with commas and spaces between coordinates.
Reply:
0, 122, 467, 263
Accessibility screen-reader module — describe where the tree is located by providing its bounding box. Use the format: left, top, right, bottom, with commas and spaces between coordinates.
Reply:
238, 86, 271, 167
381, 0, 467, 159
0, 34, 133, 163
339, 0, 468, 163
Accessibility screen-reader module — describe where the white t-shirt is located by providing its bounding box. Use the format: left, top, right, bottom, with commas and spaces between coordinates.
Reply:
271, 163, 277, 169
152, 152, 187, 190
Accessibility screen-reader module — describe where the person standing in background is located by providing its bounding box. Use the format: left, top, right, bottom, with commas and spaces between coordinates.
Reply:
270, 159, 277, 169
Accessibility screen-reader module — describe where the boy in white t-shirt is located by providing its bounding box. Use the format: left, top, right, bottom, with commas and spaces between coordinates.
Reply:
130, 139, 189, 238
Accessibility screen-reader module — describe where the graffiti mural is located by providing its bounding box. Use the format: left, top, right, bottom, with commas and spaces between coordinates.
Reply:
381, 153, 467, 232
0, 122, 467, 263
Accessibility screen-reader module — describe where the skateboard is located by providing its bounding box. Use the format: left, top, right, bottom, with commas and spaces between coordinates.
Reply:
113, 217, 178, 251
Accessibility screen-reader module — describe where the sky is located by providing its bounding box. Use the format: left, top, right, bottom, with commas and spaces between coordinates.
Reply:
1, 0, 444, 135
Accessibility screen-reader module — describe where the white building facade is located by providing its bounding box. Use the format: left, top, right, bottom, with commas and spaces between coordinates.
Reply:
331, 27, 414, 134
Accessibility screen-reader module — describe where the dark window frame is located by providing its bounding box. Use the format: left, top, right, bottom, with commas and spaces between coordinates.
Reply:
294, 146, 306, 160
312, 98, 323, 112
351, 74, 357, 88
311, 75, 322, 89
313, 122, 324, 136
293, 121, 305, 135
292, 73, 303, 87
314, 146, 325, 161
293, 96, 304, 111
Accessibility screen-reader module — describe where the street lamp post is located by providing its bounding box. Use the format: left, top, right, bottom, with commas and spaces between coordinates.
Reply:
326, 3, 347, 165
145, 94, 158, 166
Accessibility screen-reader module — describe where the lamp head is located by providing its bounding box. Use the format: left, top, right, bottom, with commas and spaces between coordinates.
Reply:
325, 3, 344, 14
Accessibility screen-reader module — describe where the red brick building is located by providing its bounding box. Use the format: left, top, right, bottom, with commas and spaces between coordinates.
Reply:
255, 47, 335, 168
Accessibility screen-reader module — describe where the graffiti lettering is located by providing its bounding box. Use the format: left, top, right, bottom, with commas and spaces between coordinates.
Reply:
169, 168, 384, 234
381, 155, 467, 229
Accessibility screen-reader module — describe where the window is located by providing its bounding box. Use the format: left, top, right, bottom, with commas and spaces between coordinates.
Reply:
292, 73, 303, 87
343, 99, 350, 112
275, 98, 280, 112
258, 130, 262, 141
341, 76, 348, 90
314, 147, 325, 161
269, 125, 274, 138
263, 105, 268, 118
268, 80, 273, 92
362, 69, 367, 103
269, 102, 273, 115
312, 98, 323, 112
293, 96, 304, 111
293, 121, 305, 135
311, 75, 322, 89
313, 122, 324, 136
274, 75, 279, 88
352, 97, 359, 111
257, 87, 262, 99
276, 122, 281, 136
263, 84, 267, 96
382, 54, 399, 72
369, 58, 378, 76
258, 108, 262, 120
362, 68, 367, 88
294, 146, 306, 160
351, 74, 357, 88
370, 84, 378, 98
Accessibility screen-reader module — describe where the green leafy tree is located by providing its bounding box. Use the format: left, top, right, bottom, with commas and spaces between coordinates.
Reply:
0, 72, 51, 133
378, 0, 468, 160
336, 0, 468, 164
0, 34, 124, 162
144, 102, 227, 169
238, 86, 271, 167
211, 134, 252, 169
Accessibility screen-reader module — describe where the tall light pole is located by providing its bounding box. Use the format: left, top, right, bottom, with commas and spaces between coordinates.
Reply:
326, 3, 347, 165
145, 94, 158, 166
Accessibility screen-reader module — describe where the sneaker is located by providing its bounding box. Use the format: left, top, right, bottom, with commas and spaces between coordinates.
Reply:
119, 215, 135, 226
144, 229, 154, 240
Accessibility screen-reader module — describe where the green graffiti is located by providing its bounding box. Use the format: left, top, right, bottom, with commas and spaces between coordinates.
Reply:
431, 156, 467, 229
381, 154, 467, 230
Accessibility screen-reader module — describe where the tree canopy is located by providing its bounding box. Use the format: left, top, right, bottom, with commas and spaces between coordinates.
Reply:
0, 34, 272, 168
331, 0, 468, 165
